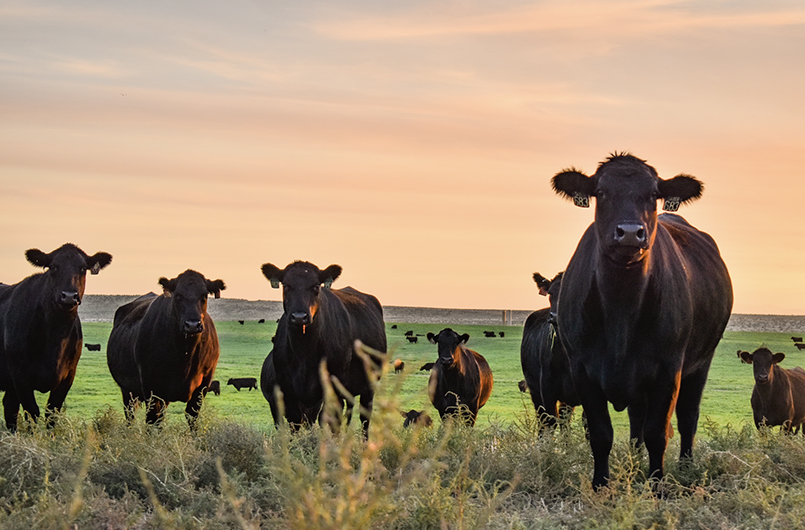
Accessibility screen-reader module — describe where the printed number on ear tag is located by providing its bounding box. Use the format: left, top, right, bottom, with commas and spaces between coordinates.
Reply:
663, 197, 681, 212
572, 192, 590, 208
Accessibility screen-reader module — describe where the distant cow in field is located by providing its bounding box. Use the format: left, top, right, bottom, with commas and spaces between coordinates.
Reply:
261, 261, 387, 436
499, 331, 505, 338
404, 330, 413, 336
0, 243, 112, 431
551, 153, 733, 488
238, 320, 244, 325
739, 347, 805, 433
258, 319, 265, 324
483, 331, 496, 338
420, 362, 435, 372
406, 336, 418, 344
106, 269, 225, 426
391, 324, 397, 329
209, 380, 221, 396
228, 377, 257, 391
518, 379, 528, 392
792, 337, 803, 343
520, 271, 580, 429
392, 359, 405, 373
401, 409, 433, 428
85, 343, 102, 352
426, 328, 493, 426
797, 344, 805, 351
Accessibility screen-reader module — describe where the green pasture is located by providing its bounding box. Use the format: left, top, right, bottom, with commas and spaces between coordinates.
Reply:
67, 321, 804, 435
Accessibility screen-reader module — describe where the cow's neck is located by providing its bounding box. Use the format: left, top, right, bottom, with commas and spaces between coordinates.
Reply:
595, 250, 653, 356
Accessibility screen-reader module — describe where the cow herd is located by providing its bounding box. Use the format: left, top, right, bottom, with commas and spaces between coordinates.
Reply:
3, 153, 802, 491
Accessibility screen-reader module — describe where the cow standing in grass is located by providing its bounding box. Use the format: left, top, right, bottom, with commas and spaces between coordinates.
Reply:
551, 153, 732, 489
739, 347, 805, 433
0, 243, 112, 431
520, 272, 580, 428
261, 261, 387, 436
426, 328, 493, 426
106, 270, 225, 427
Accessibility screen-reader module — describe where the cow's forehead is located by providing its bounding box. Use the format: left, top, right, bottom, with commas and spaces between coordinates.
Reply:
50, 245, 88, 266
283, 262, 320, 284
175, 271, 208, 294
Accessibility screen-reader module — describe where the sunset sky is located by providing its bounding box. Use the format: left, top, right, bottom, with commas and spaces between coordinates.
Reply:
1, 1, 804, 314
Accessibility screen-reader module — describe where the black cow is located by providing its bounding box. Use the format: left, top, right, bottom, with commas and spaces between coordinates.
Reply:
401, 409, 433, 428
238, 320, 245, 325
518, 379, 528, 392
420, 362, 435, 372
404, 330, 413, 336
261, 261, 387, 436
258, 319, 265, 324
209, 380, 221, 396
792, 337, 803, 343
797, 344, 805, 351
85, 343, 102, 351
739, 348, 805, 433
106, 270, 225, 426
0, 244, 112, 431
483, 331, 496, 338
551, 153, 733, 489
499, 331, 505, 338
426, 328, 493, 426
406, 336, 418, 344
520, 271, 580, 428
228, 377, 257, 391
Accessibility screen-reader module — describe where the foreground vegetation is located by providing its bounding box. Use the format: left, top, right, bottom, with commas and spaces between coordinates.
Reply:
4, 376, 805, 528
4, 323, 805, 527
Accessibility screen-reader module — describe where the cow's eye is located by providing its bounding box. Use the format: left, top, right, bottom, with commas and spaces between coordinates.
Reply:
312, 285, 320, 294
49, 265, 59, 273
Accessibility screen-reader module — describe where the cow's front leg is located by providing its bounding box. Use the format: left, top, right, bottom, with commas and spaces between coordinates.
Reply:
185, 385, 206, 429
3, 390, 22, 431
45, 376, 75, 428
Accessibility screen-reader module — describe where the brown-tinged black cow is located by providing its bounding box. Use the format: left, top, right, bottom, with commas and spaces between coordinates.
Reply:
209, 380, 221, 396
551, 153, 733, 489
520, 271, 580, 429
0, 243, 112, 431
426, 328, 493, 426
392, 359, 405, 373
261, 261, 387, 436
106, 270, 225, 427
739, 347, 805, 433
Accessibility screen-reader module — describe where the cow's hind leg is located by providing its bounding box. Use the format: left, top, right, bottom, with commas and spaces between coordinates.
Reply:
121, 390, 138, 422
145, 397, 168, 426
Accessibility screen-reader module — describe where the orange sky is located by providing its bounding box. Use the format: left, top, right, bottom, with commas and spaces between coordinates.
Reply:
1, 1, 804, 314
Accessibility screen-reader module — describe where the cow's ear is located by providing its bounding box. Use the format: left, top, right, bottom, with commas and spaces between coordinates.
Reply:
206, 279, 226, 299
773, 353, 786, 364
320, 264, 342, 289
427, 332, 437, 344
261, 263, 284, 288
26, 248, 51, 268
739, 351, 753, 364
158, 277, 177, 295
551, 169, 595, 207
460, 334, 470, 344
658, 173, 703, 211
87, 252, 112, 275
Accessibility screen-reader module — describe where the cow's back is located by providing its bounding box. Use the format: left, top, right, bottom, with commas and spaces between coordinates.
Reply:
333, 287, 387, 352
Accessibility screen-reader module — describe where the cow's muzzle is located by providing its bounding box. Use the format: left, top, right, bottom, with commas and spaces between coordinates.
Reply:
59, 291, 81, 308
289, 312, 311, 327
755, 374, 769, 385
614, 223, 647, 248
183, 319, 204, 335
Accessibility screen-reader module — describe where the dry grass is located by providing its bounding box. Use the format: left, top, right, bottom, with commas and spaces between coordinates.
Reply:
4, 363, 805, 529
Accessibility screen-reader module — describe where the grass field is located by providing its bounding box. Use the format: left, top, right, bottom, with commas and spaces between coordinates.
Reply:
70, 321, 804, 434
6, 321, 805, 529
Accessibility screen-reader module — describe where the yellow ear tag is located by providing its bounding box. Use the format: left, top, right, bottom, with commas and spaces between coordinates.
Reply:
572, 192, 590, 208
